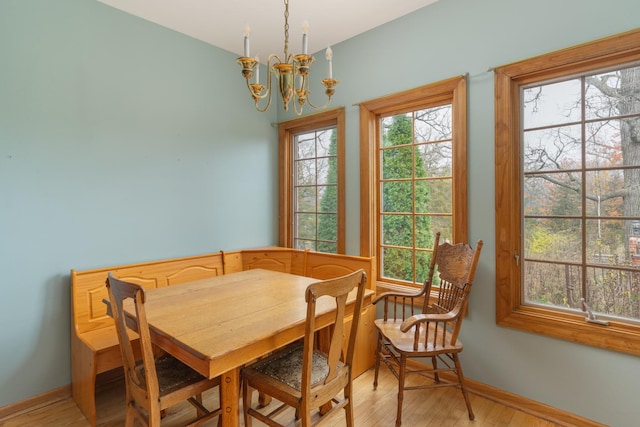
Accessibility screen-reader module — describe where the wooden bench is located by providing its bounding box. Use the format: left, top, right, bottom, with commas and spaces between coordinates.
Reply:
71, 247, 375, 426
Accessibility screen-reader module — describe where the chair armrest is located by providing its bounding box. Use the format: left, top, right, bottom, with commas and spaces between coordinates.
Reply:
400, 311, 457, 332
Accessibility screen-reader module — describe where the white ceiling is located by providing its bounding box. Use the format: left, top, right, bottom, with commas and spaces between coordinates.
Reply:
97, 0, 440, 61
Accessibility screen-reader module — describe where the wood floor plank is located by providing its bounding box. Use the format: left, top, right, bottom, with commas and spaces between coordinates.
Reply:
1, 366, 562, 426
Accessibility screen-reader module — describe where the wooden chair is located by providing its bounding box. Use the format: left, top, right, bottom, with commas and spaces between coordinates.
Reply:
241, 269, 368, 427
106, 273, 222, 427
373, 233, 483, 427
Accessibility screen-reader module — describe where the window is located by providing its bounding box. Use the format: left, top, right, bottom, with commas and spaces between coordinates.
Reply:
278, 108, 345, 253
495, 28, 640, 355
360, 76, 468, 291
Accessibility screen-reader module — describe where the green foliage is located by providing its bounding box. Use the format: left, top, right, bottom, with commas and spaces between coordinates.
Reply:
381, 114, 433, 283
317, 129, 338, 253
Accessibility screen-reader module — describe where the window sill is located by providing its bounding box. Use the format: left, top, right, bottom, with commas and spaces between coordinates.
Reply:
497, 305, 640, 356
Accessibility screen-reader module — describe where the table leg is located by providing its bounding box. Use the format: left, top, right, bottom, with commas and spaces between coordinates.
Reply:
220, 368, 240, 426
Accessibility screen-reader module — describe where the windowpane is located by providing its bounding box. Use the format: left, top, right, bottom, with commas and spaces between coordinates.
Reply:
316, 129, 334, 157
585, 170, 624, 216
381, 181, 412, 212
523, 260, 583, 308
586, 118, 632, 168
382, 214, 413, 247
416, 250, 432, 284
586, 219, 628, 264
524, 174, 581, 216
295, 186, 316, 212
586, 267, 640, 320
315, 157, 336, 185
317, 213, 337, 241
381, 247, 414, 283
523, 79, 582, 129
295, 239, 315, 251
414, 106, 452, 142
523, 125, 582, 173
317, 241, 337, 253
585, 66, 640, 120
430, 216, 452, 243
382, 147, 413, 179
415, 215, 433, 249
524, 218, 582, 263
296, 133, 316, 159
296, 159, 316, 185
382, 114, 412, 147
415, 142, 452, 177
317, 185, 336, 213
415, 179, 451, 214
296, 213, 316, 239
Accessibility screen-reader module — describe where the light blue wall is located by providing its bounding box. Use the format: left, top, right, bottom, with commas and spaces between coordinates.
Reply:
0, 0, 277, 409
2, 0, 640, 426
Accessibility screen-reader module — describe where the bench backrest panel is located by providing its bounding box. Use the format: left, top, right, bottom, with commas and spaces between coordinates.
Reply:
304, 251, 375, 288
72, 253, 224, 334
240, 248, 293, 273
230, 248, 374, 288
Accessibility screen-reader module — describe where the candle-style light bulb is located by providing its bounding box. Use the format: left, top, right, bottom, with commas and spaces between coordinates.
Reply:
302, 20, 309, 54
325, 46, 333, 79
243, 25, 250, 57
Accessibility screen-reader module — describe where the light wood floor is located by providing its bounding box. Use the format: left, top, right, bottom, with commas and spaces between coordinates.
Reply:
1, 367, 560, 427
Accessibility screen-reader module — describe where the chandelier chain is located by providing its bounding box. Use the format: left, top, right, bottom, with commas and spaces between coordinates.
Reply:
283, 0, 289, 58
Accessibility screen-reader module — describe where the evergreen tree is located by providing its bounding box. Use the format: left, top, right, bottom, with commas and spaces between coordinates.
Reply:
317, 130, 338, 253
381, 114, 433, 283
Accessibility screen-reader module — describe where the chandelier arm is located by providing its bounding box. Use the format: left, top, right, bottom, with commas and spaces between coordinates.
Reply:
249, 80, 272, 113
252, 55, 283, 113
305, 99, 331, 110
305, 78, 339, 110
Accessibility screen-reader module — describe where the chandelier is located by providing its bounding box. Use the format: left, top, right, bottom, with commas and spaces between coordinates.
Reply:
236, 0, 338, 115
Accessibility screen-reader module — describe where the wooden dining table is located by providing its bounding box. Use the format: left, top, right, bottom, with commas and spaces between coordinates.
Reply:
119, 268, 373, 426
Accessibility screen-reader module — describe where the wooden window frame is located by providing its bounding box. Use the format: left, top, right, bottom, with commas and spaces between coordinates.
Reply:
278, 108, 346, 253
494, 28, 640, 355
360, 76, 468, 294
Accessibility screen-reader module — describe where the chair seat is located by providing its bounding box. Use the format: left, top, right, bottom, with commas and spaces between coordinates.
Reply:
137, 354, 209, 396
375, 319, 463, 355
245, 343, 331, 391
